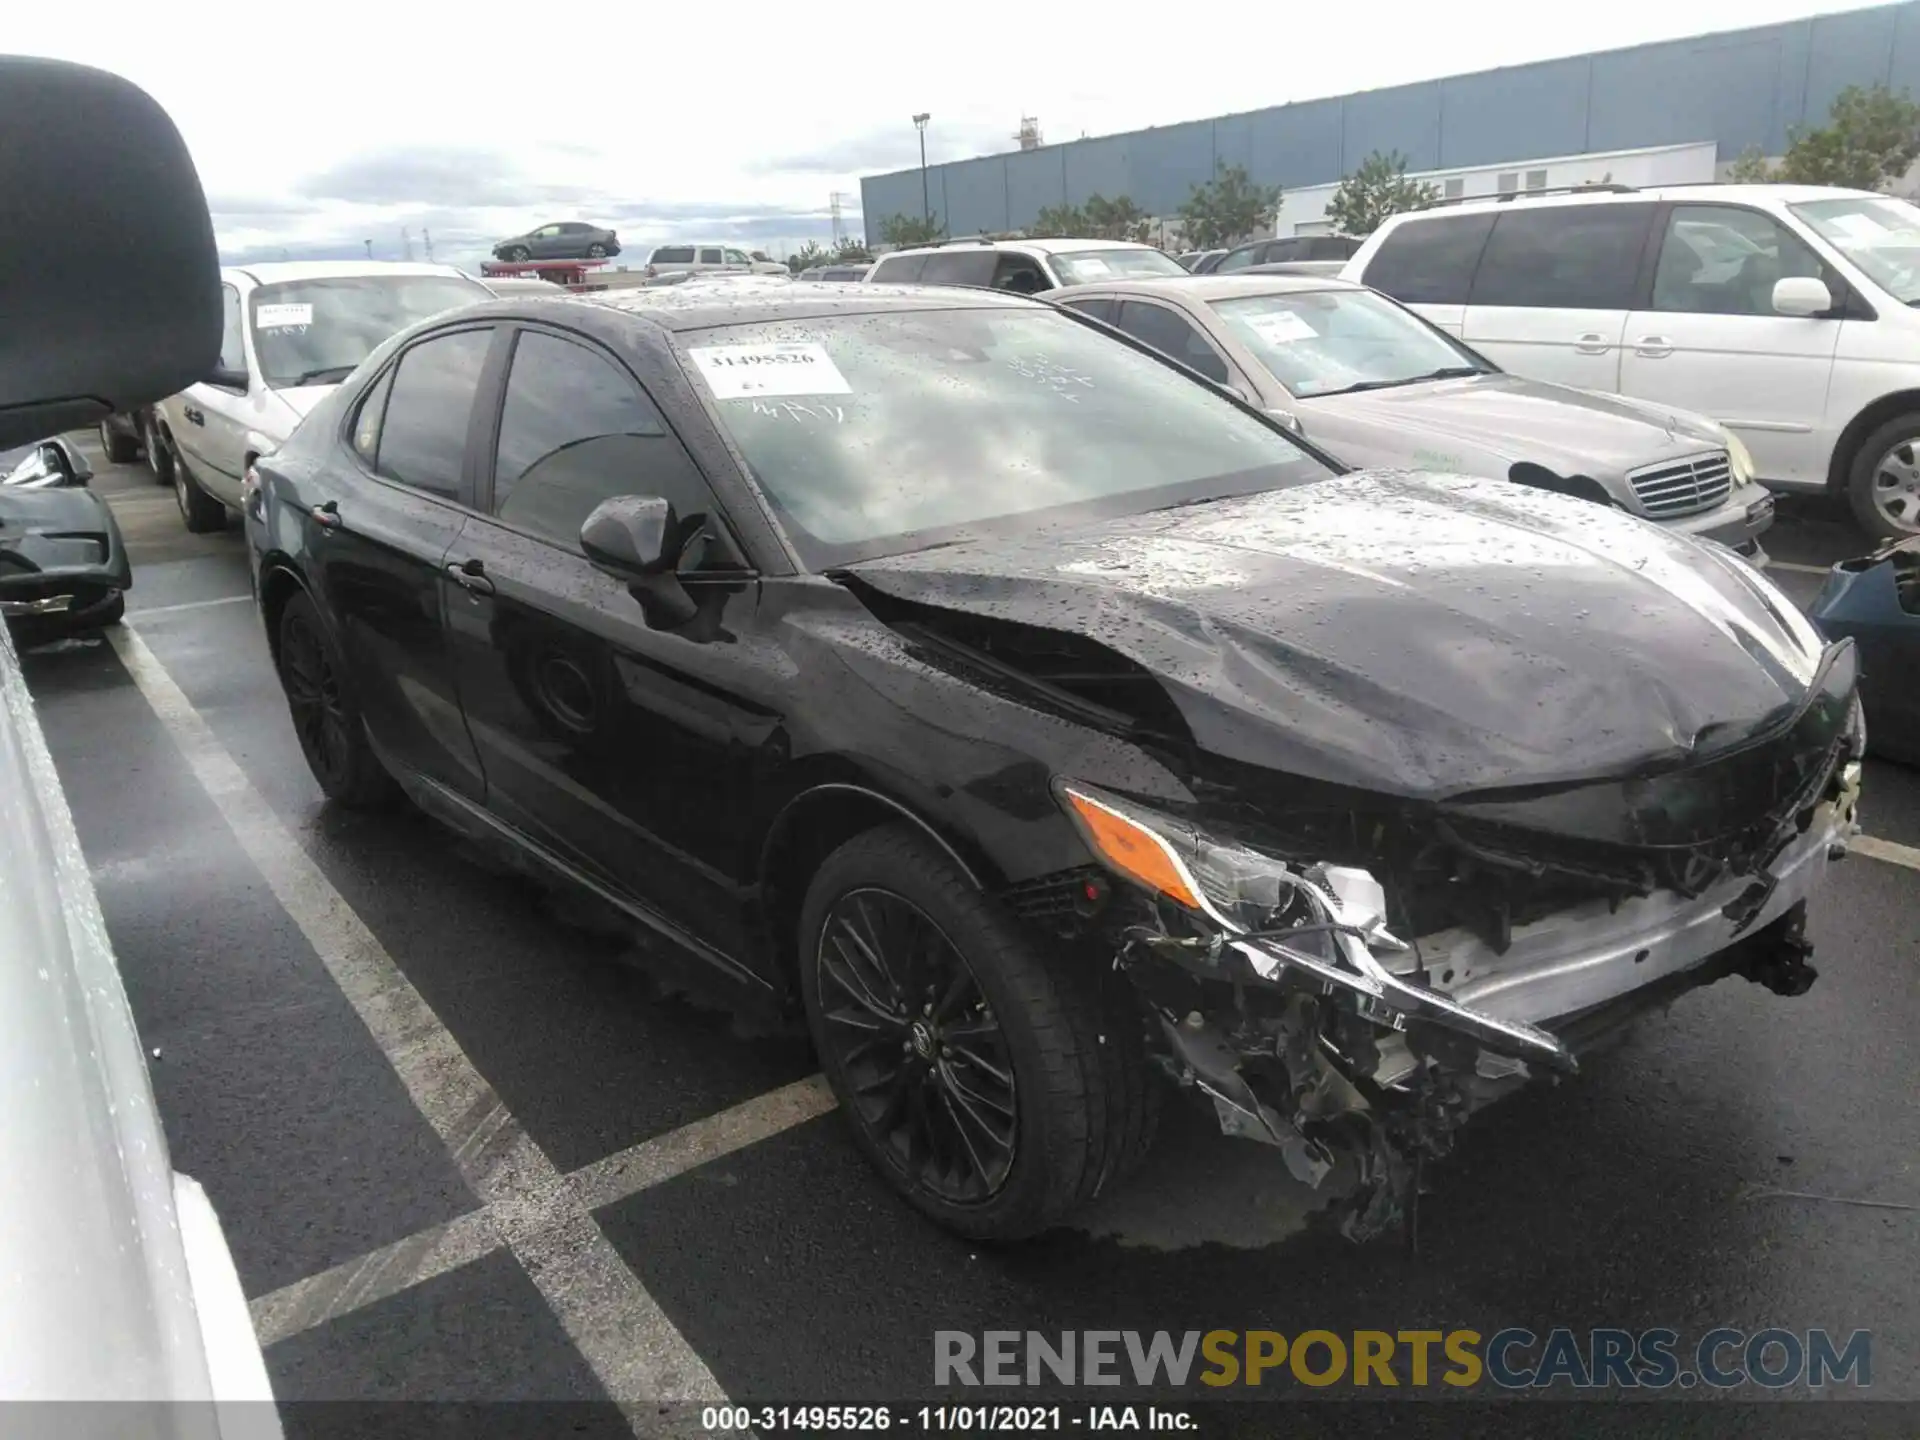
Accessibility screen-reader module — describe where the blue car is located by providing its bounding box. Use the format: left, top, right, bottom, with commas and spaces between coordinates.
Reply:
1810, 536, 1920, 765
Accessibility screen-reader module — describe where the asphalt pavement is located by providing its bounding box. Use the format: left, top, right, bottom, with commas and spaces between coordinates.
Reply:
17, 435, 1920, 1437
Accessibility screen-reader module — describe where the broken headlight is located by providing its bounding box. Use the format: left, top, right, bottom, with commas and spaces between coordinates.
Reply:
1053, 779, 1577, 1071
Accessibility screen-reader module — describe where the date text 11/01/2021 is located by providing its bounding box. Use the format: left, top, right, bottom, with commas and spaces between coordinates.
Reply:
701, 1408, 1195, 1432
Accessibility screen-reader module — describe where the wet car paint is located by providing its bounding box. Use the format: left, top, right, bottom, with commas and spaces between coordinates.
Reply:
246, 287, 1843, 1008
1809, 536, 1920, 764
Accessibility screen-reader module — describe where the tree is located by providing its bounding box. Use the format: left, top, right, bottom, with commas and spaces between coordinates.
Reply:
1082, 193, 1153, 243
1722, 84, 1920, 190
787, 240, 828, 274
832, 240, 873, 263
1178, 163, 1281, 251
1029, 202, 1088, 238
878, 213, 944, 248
1323, 150, 1440, 236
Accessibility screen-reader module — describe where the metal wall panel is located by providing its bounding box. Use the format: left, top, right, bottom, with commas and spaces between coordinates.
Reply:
1248, 99, 1344, 189
1341, 81, 1444, 172
1006, 148, 1068, 229
859, 0, 1920, 243
1437, 58, 1591, 169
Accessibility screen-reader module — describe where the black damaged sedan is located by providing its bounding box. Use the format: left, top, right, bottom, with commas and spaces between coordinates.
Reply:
1, 436, 131, 639
245, 284, 1866, 1242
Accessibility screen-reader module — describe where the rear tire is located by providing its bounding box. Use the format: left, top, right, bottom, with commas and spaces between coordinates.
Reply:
798, 824, 1152, 1241
1846, 414, 1920, 541
587, 243, 607, 258
174, 456, 227, 533
275, 589, 397, 809
98, 418, 138, 464
144, 418, 175, 486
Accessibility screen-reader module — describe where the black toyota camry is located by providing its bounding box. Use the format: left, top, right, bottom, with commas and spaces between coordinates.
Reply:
245, 284, 1865, 1243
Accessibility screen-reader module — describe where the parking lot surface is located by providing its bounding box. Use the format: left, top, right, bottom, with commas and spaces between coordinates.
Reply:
20, 435, 1920, 1433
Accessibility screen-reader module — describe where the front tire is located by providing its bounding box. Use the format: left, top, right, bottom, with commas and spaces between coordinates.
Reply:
146, 419, 176, 485
504, 245, 530, 262
98, 417, 138, 464
1847, 414, 1920, 540
275, 589, 397, 808
174, 456, 226, 533
798, 825, 1150, 1241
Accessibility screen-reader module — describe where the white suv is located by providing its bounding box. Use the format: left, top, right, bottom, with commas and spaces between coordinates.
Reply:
866, 237, 1188, 293
156, 262, 490, 532
1342, 184, 1920, 539
643, 243, 786, 277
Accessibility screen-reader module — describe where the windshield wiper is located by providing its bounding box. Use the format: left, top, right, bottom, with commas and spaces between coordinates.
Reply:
290, 364, 359, 386
1323, 365, 1484, 396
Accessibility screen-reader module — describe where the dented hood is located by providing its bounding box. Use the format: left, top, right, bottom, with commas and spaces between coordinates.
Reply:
847, 471, 1827, 799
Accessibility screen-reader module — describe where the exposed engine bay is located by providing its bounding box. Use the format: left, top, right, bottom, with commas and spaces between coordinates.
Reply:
1005, 647, 1866, 1243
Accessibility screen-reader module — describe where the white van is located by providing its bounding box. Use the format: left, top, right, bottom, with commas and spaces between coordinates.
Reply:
1342, 184, 1920, 539
643, 243, 786, 277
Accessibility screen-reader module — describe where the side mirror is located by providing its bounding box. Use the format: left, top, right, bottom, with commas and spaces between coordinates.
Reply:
207, 364, 251, 391
581, 495, 680, 578
44, 441, 93, 484
0, 58, 222, 448
581, 495, 700, 629
1772, 276, 1834, 318
1266, 407, 1303, 434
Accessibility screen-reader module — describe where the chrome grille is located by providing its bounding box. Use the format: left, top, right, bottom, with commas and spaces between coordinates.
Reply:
1626, 450, 1733, 519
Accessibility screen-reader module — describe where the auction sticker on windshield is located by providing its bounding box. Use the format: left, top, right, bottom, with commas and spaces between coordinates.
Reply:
1248, 310, 1318, 345
256, 303, 314, 330
691, 342, 853, 399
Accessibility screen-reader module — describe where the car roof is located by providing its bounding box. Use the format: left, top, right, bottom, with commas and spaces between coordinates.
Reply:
530, 280, 1044, 331
884, 236, 1166, 259
1053, 274, 1362, 302
224, 260, 476, 285
1388, 183, 1886, 223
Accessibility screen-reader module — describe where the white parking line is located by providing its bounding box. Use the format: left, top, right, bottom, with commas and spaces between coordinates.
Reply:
129, 595, 252, 620
1856, 833, 1920, 874
107, 624, 735, 1423
249, 1076, 836, 1347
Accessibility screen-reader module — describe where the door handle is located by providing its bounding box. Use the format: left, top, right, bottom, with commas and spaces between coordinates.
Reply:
184, 407, 205, 425
1634, 336, 1674, 359
445, 558, 495, 596
309, 500, 341, 528
1574, 333, 1611, 354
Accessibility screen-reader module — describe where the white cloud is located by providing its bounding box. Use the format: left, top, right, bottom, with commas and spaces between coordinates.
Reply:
7, 0, 1873, 263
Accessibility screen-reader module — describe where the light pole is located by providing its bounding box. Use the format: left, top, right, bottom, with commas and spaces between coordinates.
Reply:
912, 113, 931, 225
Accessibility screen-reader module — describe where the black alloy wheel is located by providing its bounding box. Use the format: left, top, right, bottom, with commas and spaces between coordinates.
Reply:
275, 590, 395, 808
587, 242, 608, 258
799, 825, 1158, 1240
505, 245, 530, 262
816, 887, 1017, 1204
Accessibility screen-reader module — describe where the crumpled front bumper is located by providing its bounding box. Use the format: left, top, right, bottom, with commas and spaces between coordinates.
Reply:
1364, 763, 1862, 1083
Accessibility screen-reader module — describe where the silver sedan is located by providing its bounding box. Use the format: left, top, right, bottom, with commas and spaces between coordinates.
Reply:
1049, 274, 1777, 557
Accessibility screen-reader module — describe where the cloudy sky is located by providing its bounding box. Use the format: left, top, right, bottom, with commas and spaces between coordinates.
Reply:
12, 0, 1872, 267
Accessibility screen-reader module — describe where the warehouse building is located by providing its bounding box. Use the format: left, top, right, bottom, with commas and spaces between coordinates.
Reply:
859, 0, 1920, 245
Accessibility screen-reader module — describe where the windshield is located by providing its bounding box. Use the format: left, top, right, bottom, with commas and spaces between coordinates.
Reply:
1049, 248, 1188, 285
1208, 287, 1487, 397
685, 307, 1329, 566
248, 275, 490, 388
1790, 195, 1920, 304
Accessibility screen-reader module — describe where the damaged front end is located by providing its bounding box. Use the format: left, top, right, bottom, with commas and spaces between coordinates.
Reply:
1033, 643, 1865, 1243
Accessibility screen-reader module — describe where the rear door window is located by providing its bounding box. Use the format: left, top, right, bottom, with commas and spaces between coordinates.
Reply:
651, 246, 695, 265
869, 253, 928, 283
1468, 204, 1657, 310
698, 248, 724, 265
373, 327, 493, 502
918, 252, 999, 287
1362, 213, 1497, 304
1061, 296, 1118, 324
